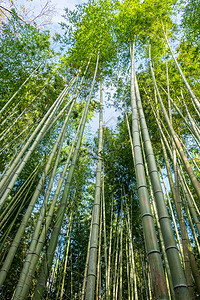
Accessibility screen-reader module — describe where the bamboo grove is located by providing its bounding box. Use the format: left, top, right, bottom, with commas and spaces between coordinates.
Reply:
0, 0, 200, 299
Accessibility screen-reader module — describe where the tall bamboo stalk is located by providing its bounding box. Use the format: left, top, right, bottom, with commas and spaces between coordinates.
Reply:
107, 197, 114, 300
135, 70, 188, 298
59, 215, 74, 300
85, 77, 103, 300
125, 235, 131, 300
96, 199, 102, 300
130, 42, 168, 299
102, 167, 108, 300
119, 201, 123, 300
81, 216, 93, 300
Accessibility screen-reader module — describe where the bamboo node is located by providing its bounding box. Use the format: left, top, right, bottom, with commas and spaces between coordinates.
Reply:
147, 249, 160, 256
174, 284, 188, 290
159, 216, 170, 221
165, 245, 178, 252
141, 213, 153, 219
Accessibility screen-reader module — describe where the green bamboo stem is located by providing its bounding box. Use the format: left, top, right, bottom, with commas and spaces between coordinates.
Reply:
159, 167, 184, 261
0, 76, 77, 206
59, 216, 73, 300
161, 137, 200, 296
0, 176, 36, 252
0, 97, 75, 288
55, 207, 74, 300
128, 241, 134, 300
154, 110, 200, 234
0, 163, 40, 228
163, 32, 200, 114
125, 236, 131, 300
125, 112, 135, 162
107, 197, 113, 300
0, 63, 42, 116
148, 96, 195, 294
140, 252, 149, 300
159, 84, 200, 146
126, 208, 138, 300
147, 259, 152, 300
102, 167, 108, 300
179, 167, 200, 217
81, 215, 93, 300
150, 103, 200, 220
149, 45, 200, 201
0, 102, 20, 127
0, 123, 35, 157
0, 93, 39, 142
85, 76, 103, 300
96, 199, 102, 300
113, 229, 119, 300
180, 91, 200, 139
179, 136, 200, 174
16, 96, 86, 298
141, 145, 175, 300
130, 42, 168, 299
183, 193, 200, 256
13, 104, 74, 299
178, 166, 200, 237
33, 54, 99, 299
168, 96, 200, 147
119, 201, 123, 300
135, 72, 188, 298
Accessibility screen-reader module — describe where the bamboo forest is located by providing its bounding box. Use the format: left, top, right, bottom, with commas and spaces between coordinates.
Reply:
0, 0, 200, 299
